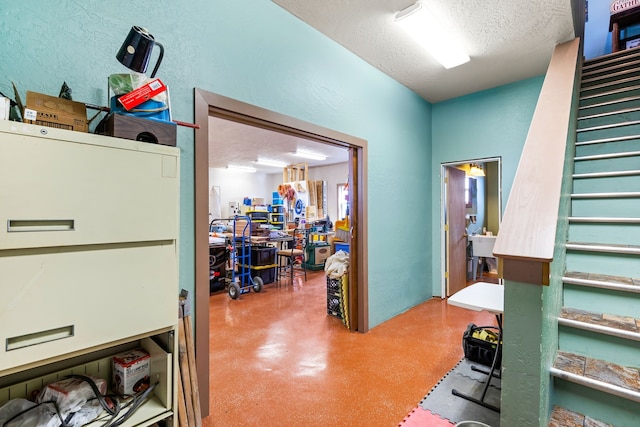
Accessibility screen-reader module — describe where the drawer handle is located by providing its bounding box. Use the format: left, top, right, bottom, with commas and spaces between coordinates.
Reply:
7, 219, 75, 232
6, 325, 75, 351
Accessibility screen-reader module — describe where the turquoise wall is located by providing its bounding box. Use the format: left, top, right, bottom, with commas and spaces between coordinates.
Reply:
430, 77, 545, 296
0, 0, 432, 329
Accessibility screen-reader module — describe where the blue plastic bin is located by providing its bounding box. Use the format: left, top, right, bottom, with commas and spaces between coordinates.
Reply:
335, 242, 349, 253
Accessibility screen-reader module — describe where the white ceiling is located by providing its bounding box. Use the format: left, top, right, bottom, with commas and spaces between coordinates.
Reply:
208, 116, 349, 174
271, 0, 577, 103
210, 0, 578, 173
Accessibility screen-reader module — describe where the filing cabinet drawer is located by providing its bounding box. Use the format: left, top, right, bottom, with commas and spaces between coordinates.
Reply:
0, 122, 179, 250
0, 243, 177, 374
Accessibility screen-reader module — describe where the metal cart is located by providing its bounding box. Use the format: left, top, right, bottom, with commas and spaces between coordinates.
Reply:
210, 216, 264, 299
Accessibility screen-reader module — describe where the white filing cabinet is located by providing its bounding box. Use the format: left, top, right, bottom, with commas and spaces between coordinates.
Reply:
0, 121, 180, 426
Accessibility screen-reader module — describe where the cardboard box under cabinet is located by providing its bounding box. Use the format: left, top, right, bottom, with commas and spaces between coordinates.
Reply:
24, 91, 88, 132
102, 113, 177, 146
112, 348, 151, 395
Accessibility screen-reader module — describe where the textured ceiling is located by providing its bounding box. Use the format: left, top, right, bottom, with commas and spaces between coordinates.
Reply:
209, 116, 348, 174
272, 0, 577, 103
211, 0, 578, 173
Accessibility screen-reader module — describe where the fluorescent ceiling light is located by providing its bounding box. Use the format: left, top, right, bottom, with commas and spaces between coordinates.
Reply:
395, 1, 470, 69
226, 165, 257, 173
255, 158, 288, 168
293, 149, 327, 161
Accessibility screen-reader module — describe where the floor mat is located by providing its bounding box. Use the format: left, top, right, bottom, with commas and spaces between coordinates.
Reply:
398, 406, 454, 426
418, 359, 501, 427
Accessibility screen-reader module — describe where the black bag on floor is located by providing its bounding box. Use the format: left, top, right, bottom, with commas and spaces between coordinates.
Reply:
462, 323, 502, 367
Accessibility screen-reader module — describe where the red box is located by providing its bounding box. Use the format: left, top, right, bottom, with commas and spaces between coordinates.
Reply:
117, 78, 167, 111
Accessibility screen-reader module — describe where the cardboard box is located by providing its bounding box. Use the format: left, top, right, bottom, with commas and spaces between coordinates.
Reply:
112, 348, 151, 395
24, 91, 88, 132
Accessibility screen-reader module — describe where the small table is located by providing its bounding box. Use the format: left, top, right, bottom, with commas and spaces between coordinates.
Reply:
447, 281, 504, 412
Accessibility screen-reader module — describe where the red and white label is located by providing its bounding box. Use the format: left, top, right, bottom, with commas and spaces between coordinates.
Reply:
117, 78, 167, 111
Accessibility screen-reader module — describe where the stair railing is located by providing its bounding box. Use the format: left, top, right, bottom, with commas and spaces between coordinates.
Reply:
492, 38, 583, 426
493, 38, 582, 285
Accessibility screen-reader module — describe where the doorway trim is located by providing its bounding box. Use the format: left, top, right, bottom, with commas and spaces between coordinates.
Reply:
440, 157, 502, 297
194, 88, 369, 416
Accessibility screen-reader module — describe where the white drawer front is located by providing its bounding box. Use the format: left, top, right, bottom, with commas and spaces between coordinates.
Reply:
0, 131, 179, 250
0, 243, 177, 373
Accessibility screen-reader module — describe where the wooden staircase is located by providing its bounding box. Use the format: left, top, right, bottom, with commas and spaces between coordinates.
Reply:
548, 47, 640, 426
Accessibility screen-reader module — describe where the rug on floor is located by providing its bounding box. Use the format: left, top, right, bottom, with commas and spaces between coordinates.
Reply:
398, 406, 454, 426
417, 358, 501, 427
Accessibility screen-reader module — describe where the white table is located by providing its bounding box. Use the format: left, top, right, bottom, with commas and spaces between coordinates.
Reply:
447, 281, 504, 412
447, 281, 503, 314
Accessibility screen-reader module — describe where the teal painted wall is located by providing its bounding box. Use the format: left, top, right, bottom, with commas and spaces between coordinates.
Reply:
0, 0, 432, 329
430, 77, 545, 296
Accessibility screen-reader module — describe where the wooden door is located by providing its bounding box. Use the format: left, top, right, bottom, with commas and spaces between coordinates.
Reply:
446, 166, 467, 296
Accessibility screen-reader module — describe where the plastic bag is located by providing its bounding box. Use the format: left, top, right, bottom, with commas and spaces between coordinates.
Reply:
36, 375, 107, 424
0, 398, 60, 427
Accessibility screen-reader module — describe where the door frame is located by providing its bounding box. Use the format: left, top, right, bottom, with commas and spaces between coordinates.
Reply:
194, 88, 369, 416
440, 157, 502, 297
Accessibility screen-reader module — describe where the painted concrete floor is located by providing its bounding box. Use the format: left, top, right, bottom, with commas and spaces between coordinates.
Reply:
202, 270, 494, 426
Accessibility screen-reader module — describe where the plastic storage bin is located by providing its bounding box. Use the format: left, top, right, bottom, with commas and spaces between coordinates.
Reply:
239, 264, 276, 285
334, 242, 349, 253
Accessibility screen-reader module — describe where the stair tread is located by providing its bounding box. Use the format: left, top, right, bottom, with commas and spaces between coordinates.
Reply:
582, 62, 640, 83
565, 242, 640, 255
564, 271, 640, 286
577, 119, 640, 133
578, 106, 640, 121
568, 217, 640, 223
580, 75, 640, 93
573, 169, 640, 178
583, 47, 640, 69
549, 405, 613, 427
580, 84, 640, 101
553, 351, 640, 394
563, 272, 640, 294
574, 150, 640, 161
571, 191, 640, 199
579, 94, 640, 112
560, 307, 640, 335
575, 133, 640, 145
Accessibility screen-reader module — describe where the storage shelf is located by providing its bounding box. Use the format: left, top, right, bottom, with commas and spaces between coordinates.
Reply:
87, 395, 173, 427
0, 334, 174, 427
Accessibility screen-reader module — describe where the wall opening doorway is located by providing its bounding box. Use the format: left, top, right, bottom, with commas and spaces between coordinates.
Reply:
194, 88, 369, 416
441, 157, 502, 297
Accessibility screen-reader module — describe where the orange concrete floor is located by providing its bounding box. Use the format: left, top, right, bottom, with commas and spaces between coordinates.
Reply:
202, 270, 494, 426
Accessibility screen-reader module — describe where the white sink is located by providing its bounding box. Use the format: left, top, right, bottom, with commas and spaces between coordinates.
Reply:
468, 235, 497, 257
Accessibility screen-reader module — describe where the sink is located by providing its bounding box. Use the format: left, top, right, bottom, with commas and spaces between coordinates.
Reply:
468, 235, 497, 257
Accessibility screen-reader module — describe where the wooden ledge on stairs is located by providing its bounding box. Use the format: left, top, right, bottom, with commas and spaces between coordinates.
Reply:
493, 38, 581, 286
